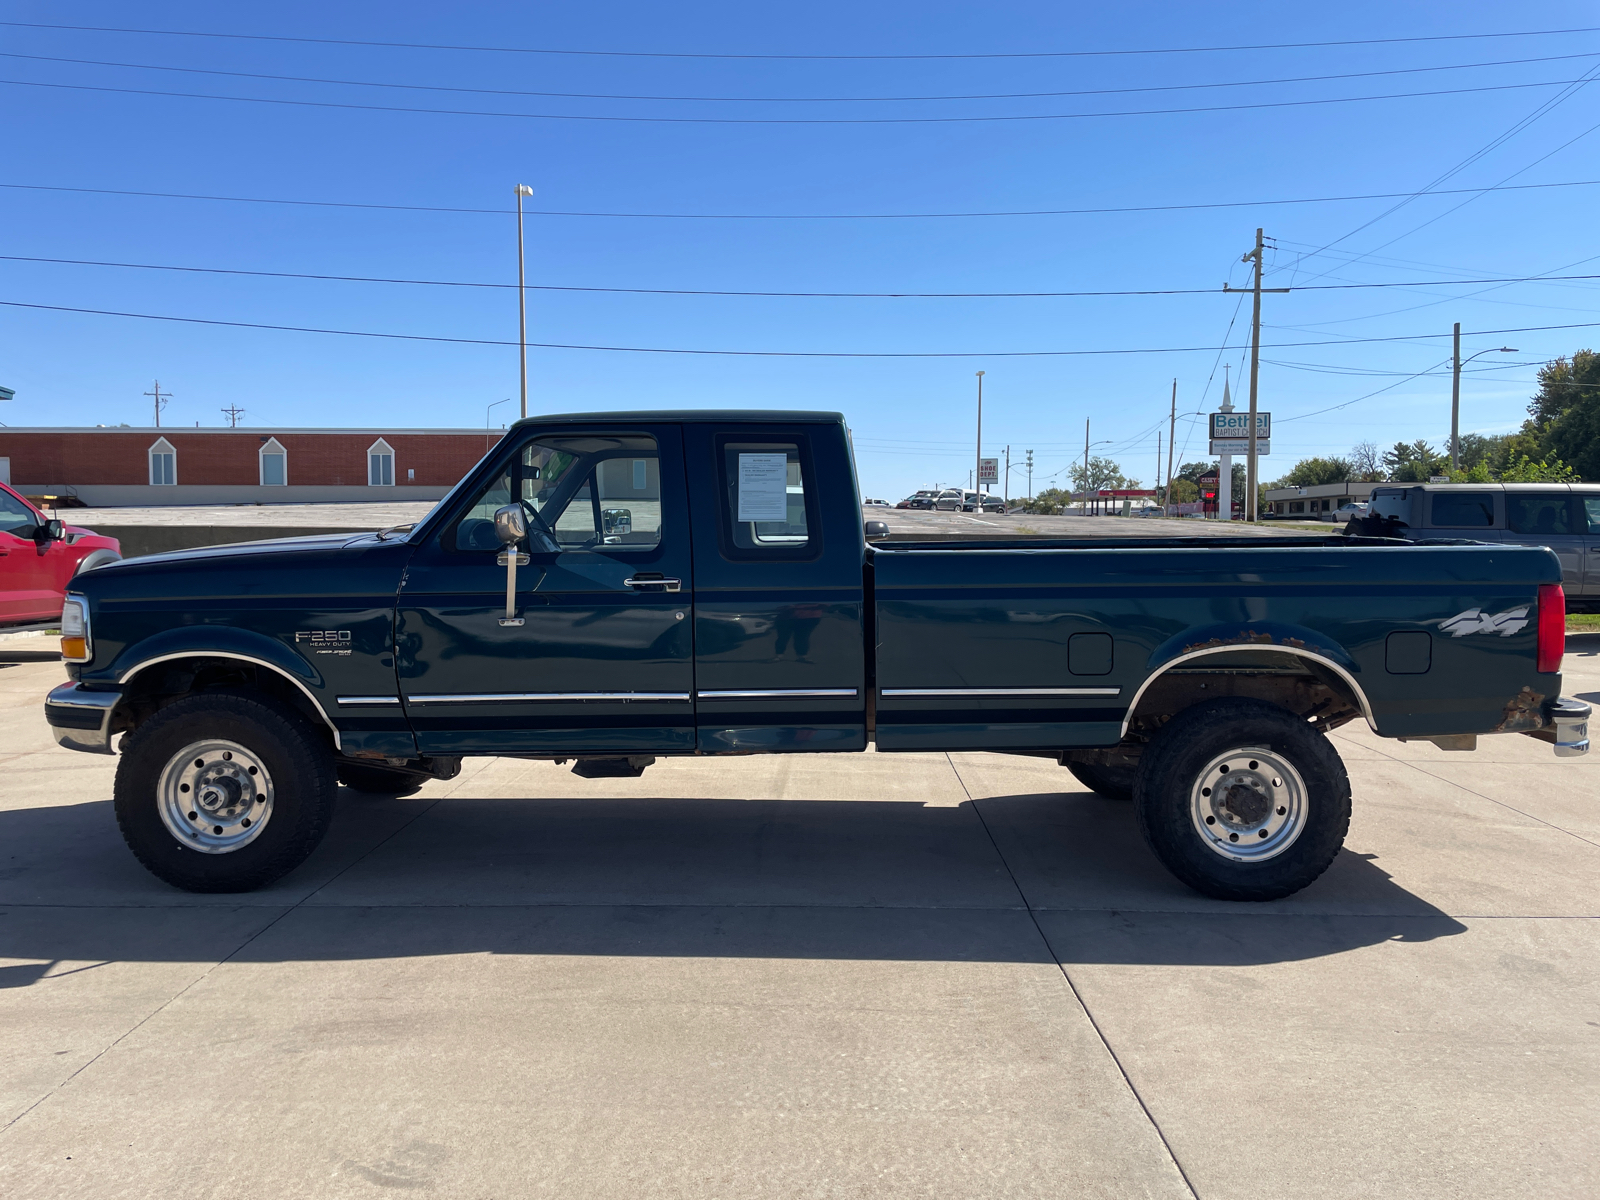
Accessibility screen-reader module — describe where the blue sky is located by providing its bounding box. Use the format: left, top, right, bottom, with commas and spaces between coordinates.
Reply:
3, 1, 1599, 499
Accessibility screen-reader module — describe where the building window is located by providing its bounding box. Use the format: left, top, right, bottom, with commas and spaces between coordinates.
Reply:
259, 437, 287, 486
367, 439, 394, 487
149, 437, 176, 486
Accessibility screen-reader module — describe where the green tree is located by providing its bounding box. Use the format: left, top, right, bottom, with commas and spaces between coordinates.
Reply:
1167, 477, 1199, 504
1271, 456, 1352, 488
1069, 456, 1137, 493
1526, 350, 1600, 480
1499, 454, 1579, 483
1382, 439, 1448, 482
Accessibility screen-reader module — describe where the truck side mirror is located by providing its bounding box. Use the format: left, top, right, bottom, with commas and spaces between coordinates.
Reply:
864, 519, 890, 540
493, 505, 527, 545
37, 518, 65, 544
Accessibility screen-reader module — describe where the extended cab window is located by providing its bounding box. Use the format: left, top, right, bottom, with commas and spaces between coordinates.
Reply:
720, 440, 814, 556
1582, 496, 1600, 534
1506, 493, 1575, 536
1431, 491, 1494, 527
453, 435, 662, 552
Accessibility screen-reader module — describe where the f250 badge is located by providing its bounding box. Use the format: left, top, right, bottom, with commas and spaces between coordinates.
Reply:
296, 630, 354, 656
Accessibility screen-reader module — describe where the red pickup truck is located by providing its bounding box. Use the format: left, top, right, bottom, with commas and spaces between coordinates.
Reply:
0, 481, 121, 625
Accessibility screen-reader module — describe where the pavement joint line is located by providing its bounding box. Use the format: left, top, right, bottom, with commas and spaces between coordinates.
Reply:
945, 752, 1203, 1200
0, 789, 449, 1137
1353, 736, 1600, 853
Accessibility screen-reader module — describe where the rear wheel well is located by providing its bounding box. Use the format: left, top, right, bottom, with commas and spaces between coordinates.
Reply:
113, 656, 334, 748
1061, 651, 1366, 773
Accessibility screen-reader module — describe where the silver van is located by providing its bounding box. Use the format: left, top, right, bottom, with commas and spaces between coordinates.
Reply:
1356, 482, 1600, 599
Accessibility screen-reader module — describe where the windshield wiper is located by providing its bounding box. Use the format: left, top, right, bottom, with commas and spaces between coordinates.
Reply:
375, 523, 415, 542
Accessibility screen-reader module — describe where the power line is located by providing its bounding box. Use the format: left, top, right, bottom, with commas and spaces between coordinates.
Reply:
6, 177, 1597, 220
3, 74, 1594, 125
8, 253, 1600, 297
7, 48, 1596, 104
1282, 61, 1600, 280
5, 19, 1597, 60
4, 298, 1594, 357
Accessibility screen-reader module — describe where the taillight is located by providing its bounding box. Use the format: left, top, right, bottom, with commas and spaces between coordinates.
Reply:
1537, 583, 1565, 673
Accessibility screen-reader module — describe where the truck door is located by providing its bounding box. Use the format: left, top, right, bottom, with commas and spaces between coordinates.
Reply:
1580, 494, 1600, 597
396, 426, 695, 756
684, 422, 867, 752
0, 488, 57, 622
1504, 490, 1583, 591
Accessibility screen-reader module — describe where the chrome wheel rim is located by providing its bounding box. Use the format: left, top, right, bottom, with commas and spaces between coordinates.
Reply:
1188, 746, 1307, 862
157, 739, 275, 854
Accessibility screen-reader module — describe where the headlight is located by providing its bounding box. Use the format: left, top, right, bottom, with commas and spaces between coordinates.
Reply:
60, 595, 91, 663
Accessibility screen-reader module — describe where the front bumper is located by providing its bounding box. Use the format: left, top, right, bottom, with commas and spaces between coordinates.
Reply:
44, 681, 121, 755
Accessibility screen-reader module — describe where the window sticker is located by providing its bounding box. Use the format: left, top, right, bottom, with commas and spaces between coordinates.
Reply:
737, 452, 789, 522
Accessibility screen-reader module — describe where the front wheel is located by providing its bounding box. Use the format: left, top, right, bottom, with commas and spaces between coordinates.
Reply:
1134, 699, 1351, 901
113, 692, 338, 893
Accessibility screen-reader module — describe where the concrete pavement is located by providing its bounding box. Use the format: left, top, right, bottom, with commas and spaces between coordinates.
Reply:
1, 633, 1596, 1198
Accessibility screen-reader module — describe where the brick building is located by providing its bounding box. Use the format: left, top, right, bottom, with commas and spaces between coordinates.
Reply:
0, 427, 504, 506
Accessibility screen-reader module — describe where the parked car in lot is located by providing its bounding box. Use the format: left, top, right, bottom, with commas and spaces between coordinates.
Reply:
934, 490, 1006, 513
897, 490, 938, 510
863, 498, 890, 507
0, 481, 121, 625
1332, 502, 1369, 522
1349, 483, 1600, 606
47, 411, 1588, 903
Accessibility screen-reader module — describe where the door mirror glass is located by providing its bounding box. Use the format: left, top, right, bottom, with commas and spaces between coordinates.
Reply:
42, 518, 65, 542
493, 505, 528, 545
864, 519, 890, 540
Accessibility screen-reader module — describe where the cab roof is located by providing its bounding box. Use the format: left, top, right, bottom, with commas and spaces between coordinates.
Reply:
511, 409, 846, 428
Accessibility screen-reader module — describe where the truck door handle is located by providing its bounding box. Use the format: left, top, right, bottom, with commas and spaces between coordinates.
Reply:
624, 574, 682, 593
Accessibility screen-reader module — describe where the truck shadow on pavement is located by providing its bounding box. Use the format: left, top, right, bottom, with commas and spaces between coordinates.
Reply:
0, 790, 1465, 982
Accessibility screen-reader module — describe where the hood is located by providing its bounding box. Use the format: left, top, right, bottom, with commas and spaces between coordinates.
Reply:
102, 530, 384, 568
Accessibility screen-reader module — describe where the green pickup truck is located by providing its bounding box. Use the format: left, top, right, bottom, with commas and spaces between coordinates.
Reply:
45, 411, 1589, 901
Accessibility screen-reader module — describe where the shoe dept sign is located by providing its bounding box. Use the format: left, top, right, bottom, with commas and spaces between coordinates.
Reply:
1210, 411, 1271, 456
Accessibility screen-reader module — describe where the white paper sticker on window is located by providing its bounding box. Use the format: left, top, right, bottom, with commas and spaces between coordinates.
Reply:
737, 453, 789, 522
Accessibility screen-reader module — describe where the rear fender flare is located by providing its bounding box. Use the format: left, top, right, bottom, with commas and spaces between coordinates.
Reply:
1123, 622, 1375, 738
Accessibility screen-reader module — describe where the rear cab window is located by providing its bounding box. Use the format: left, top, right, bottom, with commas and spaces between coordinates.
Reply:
1430, 491, 1495, 528
717, 437, 819, 559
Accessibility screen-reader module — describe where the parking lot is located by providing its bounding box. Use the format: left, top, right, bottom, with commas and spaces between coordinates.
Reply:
1, 633, 1596, 1199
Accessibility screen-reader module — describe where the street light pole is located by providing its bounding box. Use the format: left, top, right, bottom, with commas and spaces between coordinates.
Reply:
514, 184, 535, 420
1451, 334, 1520, 469
974, 371, 985, 513
488, 398, 510, 430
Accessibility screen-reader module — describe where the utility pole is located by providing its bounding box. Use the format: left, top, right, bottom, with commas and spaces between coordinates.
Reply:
1004, 445, 1011, 506
974, 371, 985, 512
1083, 418, 1090, 516
1155, 432, 1162, 507
144, 380, 171, 427
515, 183, 535, 419
220, 402, 245, 428
1025, 449, 1033, 503
1165, 378, 1177, 509
1224, 229, 1288, 521
1450, 321, 1462, 470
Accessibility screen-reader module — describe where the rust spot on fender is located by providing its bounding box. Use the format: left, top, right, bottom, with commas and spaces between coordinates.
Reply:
1495, 686, 1546, 734
1181, 630, 1277, 654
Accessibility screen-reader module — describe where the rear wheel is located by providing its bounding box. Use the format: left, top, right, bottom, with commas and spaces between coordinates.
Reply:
337, 763, 426, 798
1134, 699, 1350, 901
114, 692, 337, 893
1066, 760, 1135, 802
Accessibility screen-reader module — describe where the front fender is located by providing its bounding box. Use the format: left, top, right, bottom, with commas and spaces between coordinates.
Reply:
110, 625, 326, 692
